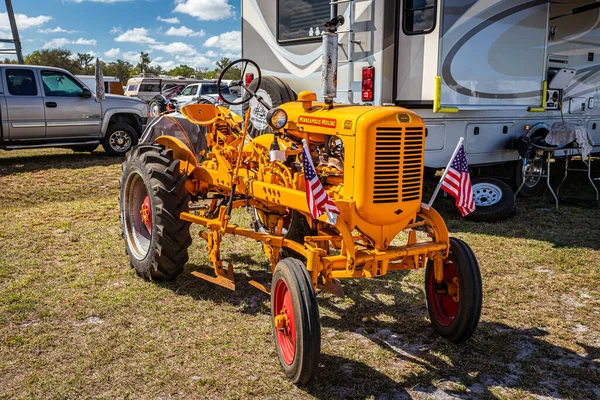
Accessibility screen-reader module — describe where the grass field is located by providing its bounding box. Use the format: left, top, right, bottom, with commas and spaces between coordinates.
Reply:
1, 148, 599, 399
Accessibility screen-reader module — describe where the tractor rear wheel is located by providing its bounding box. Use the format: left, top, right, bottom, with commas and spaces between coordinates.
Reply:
271, 258, 320, 384
120, 144, 192, 280
425, 237, 482, 343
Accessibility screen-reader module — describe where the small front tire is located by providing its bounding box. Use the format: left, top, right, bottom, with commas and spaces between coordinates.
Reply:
425, 238, 482, 343
271, 258, 320, 384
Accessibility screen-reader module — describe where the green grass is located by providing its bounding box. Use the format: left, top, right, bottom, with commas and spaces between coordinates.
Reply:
1, 148, 599, 399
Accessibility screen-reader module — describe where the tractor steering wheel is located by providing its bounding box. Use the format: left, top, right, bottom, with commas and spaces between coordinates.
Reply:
217, 58, 263, 106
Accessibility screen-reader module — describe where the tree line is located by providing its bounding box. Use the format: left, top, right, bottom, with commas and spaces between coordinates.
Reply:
2, 49, 240, 85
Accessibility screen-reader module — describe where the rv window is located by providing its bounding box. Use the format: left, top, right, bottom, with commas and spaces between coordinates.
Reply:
403, 0, 436, 35
139, 83, 160, 92
127, 85, 138, 92
277, 0, 335, 43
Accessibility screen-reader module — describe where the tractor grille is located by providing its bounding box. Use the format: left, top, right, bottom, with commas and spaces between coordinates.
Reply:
373, 126, 423, 204
402, 127, 424, 201
374, 127, 402, 204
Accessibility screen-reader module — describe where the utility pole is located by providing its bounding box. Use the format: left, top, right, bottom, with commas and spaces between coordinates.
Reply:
0, 0, 24, 64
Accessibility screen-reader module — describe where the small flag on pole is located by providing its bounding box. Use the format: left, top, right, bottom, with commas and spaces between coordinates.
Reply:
441, 142, 475, 216
301, 140, 340, 224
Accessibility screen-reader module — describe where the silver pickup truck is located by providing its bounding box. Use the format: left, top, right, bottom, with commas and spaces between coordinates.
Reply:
0, 64, 148, 156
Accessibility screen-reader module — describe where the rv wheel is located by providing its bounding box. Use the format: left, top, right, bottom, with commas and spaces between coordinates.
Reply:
243, 76, 296, 137
465, 178, 516, 222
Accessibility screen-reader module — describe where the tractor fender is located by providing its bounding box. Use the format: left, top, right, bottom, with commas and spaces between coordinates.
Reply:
155, 135, 198, 175
418, 204, 450, 257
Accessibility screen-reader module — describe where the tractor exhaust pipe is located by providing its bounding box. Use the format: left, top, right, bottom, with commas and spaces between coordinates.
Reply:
322, 15, 345, 108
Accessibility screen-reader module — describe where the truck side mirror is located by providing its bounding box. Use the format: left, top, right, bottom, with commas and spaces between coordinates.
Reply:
80, 88, 92, 98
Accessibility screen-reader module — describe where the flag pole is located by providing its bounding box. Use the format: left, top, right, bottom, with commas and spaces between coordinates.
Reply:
427, 137, 465, 207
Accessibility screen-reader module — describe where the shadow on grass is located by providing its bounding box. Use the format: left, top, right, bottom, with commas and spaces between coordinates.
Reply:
0, 151, 121, 175
162, 257, 273, 316
313, 278, 600, 399
159, 261, 598, 398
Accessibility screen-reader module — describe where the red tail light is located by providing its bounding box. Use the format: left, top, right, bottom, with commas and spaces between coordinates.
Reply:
361, 66, 374, 102
245, 73, 254, 87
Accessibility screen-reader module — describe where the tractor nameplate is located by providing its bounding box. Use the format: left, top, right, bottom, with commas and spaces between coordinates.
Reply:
298, 115, 337, 128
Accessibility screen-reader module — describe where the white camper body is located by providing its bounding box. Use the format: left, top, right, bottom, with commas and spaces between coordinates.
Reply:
242, 0, 600, 170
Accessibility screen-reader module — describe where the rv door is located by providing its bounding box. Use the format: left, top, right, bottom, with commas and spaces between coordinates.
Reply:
436, 0, 549, 109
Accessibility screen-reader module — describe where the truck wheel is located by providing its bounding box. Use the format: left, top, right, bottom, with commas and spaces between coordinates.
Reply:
120, 144, 192, 280
425, 237, 482, 343
271, 257, 320, 384
514, 158, 544, 197
102, 122, 139, 156
149, 99, 166, 117
242, 76, 296, 137
465, 177, 516, 222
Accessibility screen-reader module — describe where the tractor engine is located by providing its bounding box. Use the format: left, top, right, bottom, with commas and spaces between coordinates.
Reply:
276, 92, 426, 249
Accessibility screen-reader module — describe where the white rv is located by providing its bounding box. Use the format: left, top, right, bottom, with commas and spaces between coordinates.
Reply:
124, 75, 207, 115
242, 0, 600, 216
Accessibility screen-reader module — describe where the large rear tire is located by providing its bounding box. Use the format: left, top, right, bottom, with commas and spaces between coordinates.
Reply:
425, 238, 482, 343
120, 144, 192, 280
271, 258, 320, 384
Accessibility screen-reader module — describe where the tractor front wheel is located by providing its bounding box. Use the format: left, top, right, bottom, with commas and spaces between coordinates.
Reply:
120, 144, 192, 280
271, 258, 320, 384
425, 237, 482, 343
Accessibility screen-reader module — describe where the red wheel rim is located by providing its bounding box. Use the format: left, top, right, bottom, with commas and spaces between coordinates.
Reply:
140, 195, 152, 232
427, 260, 459, 327
273, 278, 296, 365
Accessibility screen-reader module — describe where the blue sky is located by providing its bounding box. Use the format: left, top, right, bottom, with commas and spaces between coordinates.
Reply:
0, 0, 241, 70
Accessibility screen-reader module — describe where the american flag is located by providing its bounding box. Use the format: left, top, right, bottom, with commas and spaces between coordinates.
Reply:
441, 144, 475, 217
301, 141, 340, 224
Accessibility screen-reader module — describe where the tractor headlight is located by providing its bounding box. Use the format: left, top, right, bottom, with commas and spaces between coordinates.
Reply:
267, 108, 288, 130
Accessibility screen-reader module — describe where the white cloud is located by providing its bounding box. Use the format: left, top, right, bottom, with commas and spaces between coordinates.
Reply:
151, 60, 176, 71
174, 54, 212, 69
74, 38, 97, 46
104, 48, 121, 58
110, 26, 122, 35
43, 38, 72, 49
165, 26, 205, 37
157, 16, 180, 24
0, 12, 52, 31
122, 51, 141, 63
115, 27, 157, 44
44, 37, 97, 49
38, 26, 78, 34
203, 30, 240, 53
174, 0, 233, 21
151, 42, 197, 56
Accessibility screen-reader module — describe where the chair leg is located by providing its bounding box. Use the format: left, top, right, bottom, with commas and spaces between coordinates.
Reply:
546, 152, 559, 210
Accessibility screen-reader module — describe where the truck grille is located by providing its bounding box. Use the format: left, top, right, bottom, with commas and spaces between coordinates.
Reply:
373, 127, 423, 203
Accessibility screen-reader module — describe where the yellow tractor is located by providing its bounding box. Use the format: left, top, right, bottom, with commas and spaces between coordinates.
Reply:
120, 56, 482, 384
